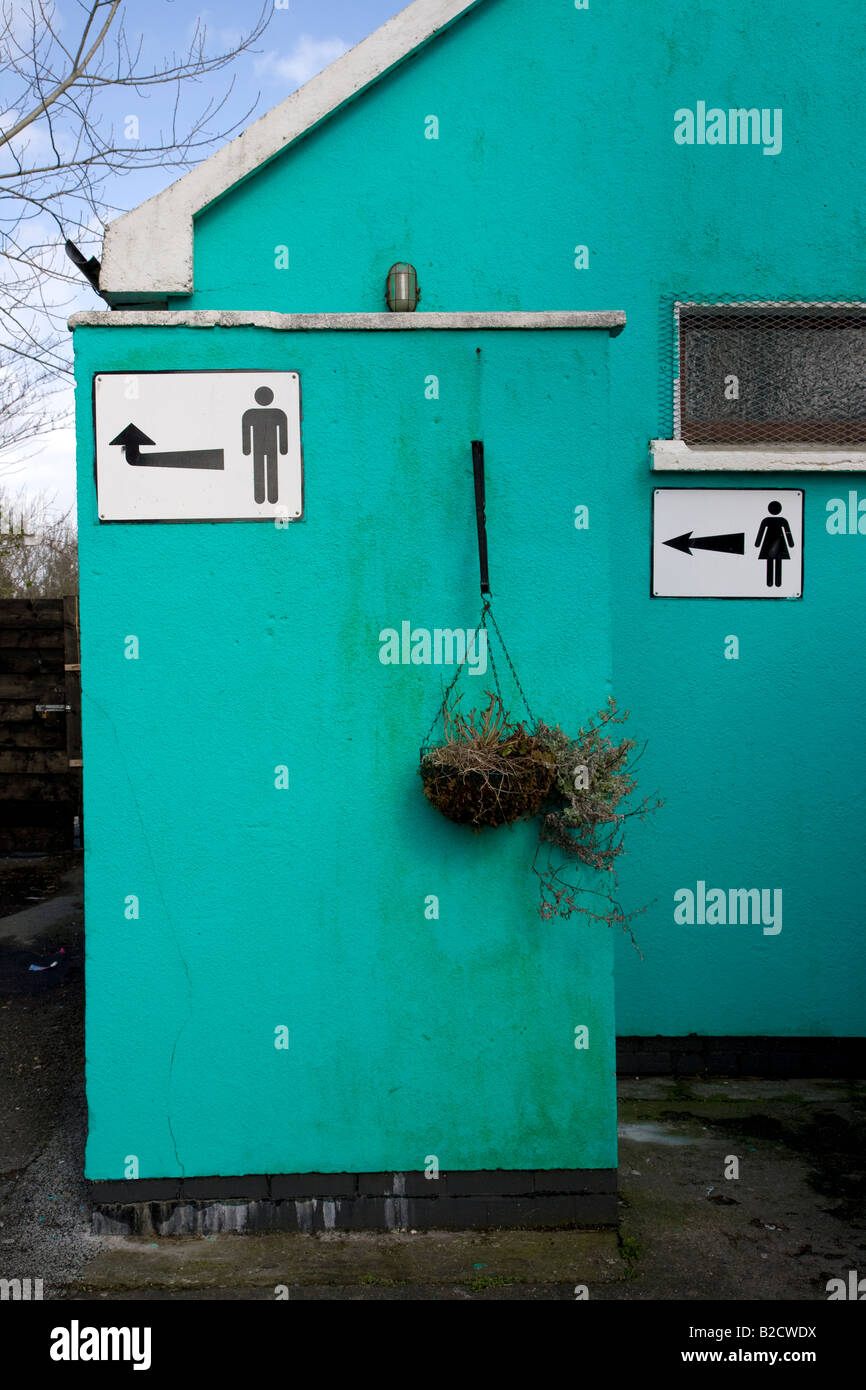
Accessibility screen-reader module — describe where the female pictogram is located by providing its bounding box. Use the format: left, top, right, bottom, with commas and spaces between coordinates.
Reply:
754, 500, 794, 588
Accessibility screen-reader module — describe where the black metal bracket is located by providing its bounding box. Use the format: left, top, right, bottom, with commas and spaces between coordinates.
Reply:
472, 440, 491, 596
65, 239, 115, 306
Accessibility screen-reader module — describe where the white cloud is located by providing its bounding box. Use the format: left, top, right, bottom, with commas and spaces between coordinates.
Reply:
255, 34, 349, 90
0, 110, 63, 164
1, 415, 77, 522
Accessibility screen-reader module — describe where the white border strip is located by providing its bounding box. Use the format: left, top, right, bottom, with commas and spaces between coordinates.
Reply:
69, 309, 626, 332
652, 439, 866, 472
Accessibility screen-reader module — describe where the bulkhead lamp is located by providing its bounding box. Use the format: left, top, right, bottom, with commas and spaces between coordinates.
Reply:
385, 263, 420, 312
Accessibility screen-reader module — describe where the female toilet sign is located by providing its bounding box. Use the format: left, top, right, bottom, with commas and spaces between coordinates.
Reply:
754, 500, 795, 589
652, 489, 804, 598
93, 370, 303, 521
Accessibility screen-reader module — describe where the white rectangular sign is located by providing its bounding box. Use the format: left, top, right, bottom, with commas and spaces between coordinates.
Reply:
652, 488, 803, 598
94, 371, 303, 521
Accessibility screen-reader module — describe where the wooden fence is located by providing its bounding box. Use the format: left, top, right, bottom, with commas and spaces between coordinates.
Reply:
0, 597, 82, 852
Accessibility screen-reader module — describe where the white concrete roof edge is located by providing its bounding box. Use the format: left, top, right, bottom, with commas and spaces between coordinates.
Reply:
651, 439, 866, 471
69, 309, 627, 330
99, 0, 489, 297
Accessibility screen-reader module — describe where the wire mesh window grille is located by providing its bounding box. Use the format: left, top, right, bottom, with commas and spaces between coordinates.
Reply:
663, 296, 866, 446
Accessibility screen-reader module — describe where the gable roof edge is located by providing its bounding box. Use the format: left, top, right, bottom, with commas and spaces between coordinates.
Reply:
99, 0, 489, 298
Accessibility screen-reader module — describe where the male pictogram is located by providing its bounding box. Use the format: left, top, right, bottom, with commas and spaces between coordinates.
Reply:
242, 386, 288, 504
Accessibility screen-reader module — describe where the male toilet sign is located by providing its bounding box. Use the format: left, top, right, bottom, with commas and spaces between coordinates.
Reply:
94, 371, 302, 521
241, 387, 289, 505
652, 488, 803, 598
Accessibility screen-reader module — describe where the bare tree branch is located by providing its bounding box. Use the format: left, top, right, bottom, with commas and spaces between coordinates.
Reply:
0, 3, 123, 150
0, 0, 274, 463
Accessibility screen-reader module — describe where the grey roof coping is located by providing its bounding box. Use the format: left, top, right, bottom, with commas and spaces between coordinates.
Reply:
69, 309, 626, 333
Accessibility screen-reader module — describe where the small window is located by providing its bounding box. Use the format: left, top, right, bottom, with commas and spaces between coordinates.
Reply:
676, 301, 866, 446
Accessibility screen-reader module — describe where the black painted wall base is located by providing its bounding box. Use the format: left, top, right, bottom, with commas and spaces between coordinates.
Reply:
89, 1169, 617, 1235
617, 1035, 866, 1077
88, 1041, 863, 1233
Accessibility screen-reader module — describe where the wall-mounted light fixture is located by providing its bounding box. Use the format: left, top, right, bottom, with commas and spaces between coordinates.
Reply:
385, 262, 420, 312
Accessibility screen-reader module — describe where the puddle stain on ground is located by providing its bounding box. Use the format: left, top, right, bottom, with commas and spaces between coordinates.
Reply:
617, 1122, 702, 1146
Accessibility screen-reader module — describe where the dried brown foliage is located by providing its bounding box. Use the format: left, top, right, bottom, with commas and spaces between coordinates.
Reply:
421, 692, 663, 948
420, 692, 555, 827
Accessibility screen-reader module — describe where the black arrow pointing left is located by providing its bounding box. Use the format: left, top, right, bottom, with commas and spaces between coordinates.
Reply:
109, 422, 224, 470
664, 530, 745, 557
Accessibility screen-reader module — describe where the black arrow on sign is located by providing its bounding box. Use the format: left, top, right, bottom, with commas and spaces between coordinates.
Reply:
664, 531, 745, 557
109, 422, 224, 470
109, 423, 154, 465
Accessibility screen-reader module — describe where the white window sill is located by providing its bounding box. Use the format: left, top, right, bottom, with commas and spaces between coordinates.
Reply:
651, 440, 866, 472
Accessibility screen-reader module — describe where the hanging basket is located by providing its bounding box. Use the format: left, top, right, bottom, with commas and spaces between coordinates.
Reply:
412, 444, 659, 938
418, 591, 552, 829
420, 737, 555, 828
419, 441, 551, 829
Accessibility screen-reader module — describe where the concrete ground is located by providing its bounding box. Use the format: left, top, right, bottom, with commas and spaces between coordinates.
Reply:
0, 854, 863, 1301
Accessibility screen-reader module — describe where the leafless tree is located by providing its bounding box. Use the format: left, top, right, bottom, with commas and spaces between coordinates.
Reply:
0, 0, 273, 454
0, 486, 78, 597
0, 346, 64, 458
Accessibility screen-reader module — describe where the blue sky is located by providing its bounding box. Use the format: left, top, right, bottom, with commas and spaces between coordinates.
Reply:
5, 0, 408, 514
90, 0, 409, 217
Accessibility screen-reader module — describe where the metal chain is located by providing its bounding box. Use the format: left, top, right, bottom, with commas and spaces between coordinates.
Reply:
480, 602, 504, 705
420, 598, 536, 748
483, 601, 537, 727
420, 620, 480, 747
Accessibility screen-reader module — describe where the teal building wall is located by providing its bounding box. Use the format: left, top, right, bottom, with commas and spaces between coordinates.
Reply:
75, 0, 866, 1178
75, 322, 618, 1179
176, 0, 866, 1037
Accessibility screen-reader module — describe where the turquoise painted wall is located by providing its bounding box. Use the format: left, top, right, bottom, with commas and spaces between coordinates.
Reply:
75, 0, 866, 1182
171, 0, 866, 1038
75, 323, 618, 1179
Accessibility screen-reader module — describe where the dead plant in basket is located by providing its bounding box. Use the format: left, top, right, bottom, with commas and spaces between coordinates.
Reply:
420, 691, 555, 828
531, 698, 664, 951
420, 691, 662, 948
